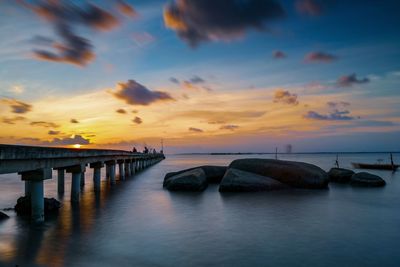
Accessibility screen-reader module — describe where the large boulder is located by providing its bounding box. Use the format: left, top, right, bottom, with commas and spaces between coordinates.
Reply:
350, 172, 386, 187
164, 165, 227, 185
219, 168, 289, 192
328, 168, 355, 183
14, 196, 61, 216
0, 211, 9, 220
229, 158, 329, 189
164, 168, 208, 191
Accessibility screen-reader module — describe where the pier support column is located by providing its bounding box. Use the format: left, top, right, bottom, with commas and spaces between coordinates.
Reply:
80, 166, 86, 187
19, 168, 52, 223
125, 160, 131, 177
25, 181, 32, 197
106, 161, 116, 185
130, 159, 135, 175
57, 169, 65, 194
118, 160, 125, 180
66, 164, 85, 202
90, 162, 103, 192
106, 164, 110, 179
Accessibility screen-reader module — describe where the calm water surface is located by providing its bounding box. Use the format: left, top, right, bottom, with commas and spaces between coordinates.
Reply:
0, 153, 400, 267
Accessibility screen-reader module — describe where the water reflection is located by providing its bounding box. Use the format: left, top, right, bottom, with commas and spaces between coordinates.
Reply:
0, 171, 127, 267
0, 154, 399, 267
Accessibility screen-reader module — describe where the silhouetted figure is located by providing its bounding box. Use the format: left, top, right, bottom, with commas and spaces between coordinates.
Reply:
143, 146, 149, 154
132, 147, 137, 153
153, 149, 156, 154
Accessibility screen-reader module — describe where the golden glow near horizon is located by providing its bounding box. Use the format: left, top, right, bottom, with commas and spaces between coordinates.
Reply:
1, 82, 399, 152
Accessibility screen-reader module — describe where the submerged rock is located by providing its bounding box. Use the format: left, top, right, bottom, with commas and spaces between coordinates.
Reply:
328, 168, 355, 183
219, 168, 289, 192
229, 158, 329, 189
350, 172, 386, 187
164, 165, 227, 185
164, 168, 208, 191
14, 196, 61, 216
0, 211, 9, 220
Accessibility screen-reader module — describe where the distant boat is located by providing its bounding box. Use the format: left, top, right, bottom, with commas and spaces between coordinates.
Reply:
352, 153, 398, 171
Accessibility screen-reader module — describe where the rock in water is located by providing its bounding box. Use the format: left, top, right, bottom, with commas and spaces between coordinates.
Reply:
164, 165, 227, 185
0, 211, 9, 220
14, 196, 61, 216
164, 168, 208, 191
229, 158, 329, 189
328, 168, 355, 183
350, 172, 386, 187
219, 168, 289, 192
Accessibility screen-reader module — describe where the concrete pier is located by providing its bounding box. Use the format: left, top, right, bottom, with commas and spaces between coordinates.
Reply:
0, 144, 165, 222
57, 169, 65, 194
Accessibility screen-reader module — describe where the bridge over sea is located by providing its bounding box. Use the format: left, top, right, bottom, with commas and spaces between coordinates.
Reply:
0, 144, 165, 223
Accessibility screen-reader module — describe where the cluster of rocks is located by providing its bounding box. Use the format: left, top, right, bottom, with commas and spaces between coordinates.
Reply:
328, 168, 386, 187
163, 158, 386, 192
14, 196, 61, 216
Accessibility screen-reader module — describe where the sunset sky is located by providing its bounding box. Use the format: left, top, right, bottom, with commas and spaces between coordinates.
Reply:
0, 0, 399, 153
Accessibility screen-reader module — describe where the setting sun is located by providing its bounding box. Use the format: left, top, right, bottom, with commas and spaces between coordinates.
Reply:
73, 144, 81, 149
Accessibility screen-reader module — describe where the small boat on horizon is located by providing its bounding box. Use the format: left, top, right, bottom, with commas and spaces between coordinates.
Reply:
352, 153, 398, 171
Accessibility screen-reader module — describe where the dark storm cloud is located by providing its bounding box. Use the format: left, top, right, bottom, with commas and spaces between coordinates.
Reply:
305, 52, 337, 63
273, 90, 299, 105
30, 121, 60, 128
1, 116, 26, 125
1, 99, 32, 114
112, 80, 175, 106
48, 130, 60, 135
47, 135, 90, 145
337, 73, 370, 87
116, 108, 127, 114
70, 118, 79, 124
132, 116, 143, 124
116, 0, 137, 17
189, 127, 203, 133
163, 0, 285, 47
220, 125, 239, 130
273, 50, 286, 59
189, 75, 205, 84
169, 77, 180, 84
20, 1, 121, 66
327, 101, 350, 108
305, 110, 354, 121
296, 0, 322, 16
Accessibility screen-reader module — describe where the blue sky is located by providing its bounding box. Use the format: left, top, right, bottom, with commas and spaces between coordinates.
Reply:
0, 0, 399, 152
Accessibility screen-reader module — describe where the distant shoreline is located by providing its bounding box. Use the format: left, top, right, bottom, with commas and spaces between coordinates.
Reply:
173, 152, 400, 156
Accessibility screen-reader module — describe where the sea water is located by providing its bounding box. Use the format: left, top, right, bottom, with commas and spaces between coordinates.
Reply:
0, 153, 399, 267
